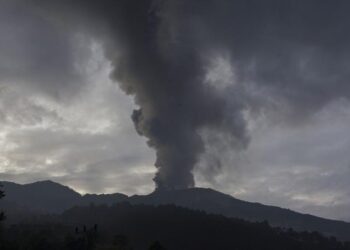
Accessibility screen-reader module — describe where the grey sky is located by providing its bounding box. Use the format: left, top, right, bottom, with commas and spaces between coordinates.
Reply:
1, 0, 350, 221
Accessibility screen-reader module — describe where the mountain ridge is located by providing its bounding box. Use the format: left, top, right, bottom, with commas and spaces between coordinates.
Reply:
1, 180, 350, 241
0, 180, 128, 213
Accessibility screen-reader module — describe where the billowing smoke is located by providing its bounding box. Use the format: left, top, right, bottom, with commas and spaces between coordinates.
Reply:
83, 0, 249, 190
29, 0, 249, 190
20, 0, 350, 190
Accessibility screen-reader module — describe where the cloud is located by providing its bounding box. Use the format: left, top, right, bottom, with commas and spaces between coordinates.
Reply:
0, 38, 155, 195
13, 0, 350, 191
0, 0, 88, 99
195, 100, 350, 219
1, 0, 350, 219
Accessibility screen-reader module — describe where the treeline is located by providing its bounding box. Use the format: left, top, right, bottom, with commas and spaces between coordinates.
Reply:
1, 223, 164, 250
1, 202, 350, 249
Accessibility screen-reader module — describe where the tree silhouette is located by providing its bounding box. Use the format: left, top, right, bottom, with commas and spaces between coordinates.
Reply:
0, 184, 5, 222
0, 185, 5, 248
1, 203, 350, 249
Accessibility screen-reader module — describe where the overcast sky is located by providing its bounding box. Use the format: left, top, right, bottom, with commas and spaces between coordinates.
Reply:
1, 0, 350, 221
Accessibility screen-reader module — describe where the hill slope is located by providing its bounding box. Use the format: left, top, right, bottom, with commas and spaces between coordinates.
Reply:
59, 203, 350, 250
3, 203, 350, 250
1, 181, 127, 213
1, 180, 350, 241
129, 188, 350, 241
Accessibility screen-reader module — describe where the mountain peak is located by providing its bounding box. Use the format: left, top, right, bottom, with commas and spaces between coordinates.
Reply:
30, 180, 57, 185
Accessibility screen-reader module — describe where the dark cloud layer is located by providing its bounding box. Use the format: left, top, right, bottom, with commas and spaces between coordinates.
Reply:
0, 0, 88, 99
3, 0, 350, 191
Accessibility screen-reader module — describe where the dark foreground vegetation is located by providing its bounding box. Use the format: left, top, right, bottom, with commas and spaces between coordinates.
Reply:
1, 202, 350, 250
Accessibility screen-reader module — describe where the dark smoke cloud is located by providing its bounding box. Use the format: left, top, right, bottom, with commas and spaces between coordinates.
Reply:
0, 0, 88, 99
21, 0, 350, 189
92, 0, 249, 190
190, 0, 350, 120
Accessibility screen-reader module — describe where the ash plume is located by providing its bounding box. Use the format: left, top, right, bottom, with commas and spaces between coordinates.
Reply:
23, 0, 350, 190
33, 0, 248, 190
89, 0, 249, 190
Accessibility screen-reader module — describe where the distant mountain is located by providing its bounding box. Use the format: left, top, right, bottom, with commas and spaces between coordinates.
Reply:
1, 180, 350, 241
0, 180, 127, 214
129, 188, 350, 241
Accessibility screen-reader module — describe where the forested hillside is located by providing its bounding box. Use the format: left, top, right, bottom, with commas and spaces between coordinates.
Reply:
1, 203, 350, 250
